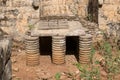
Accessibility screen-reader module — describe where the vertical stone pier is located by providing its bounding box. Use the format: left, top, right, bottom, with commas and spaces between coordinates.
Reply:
25, 35, 40, 66
52, 36, 66, 64
79, 34, 92, 64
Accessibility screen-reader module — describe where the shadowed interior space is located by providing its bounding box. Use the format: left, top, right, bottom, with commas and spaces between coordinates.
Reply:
39, 36, 52, 56
66, 36, 79, 61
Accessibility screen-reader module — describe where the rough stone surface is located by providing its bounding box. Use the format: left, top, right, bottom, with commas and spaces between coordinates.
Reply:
0, 36, 12, 80
0, 0, 88, 41
0, 39, 12, 65
2, 60, 12, 80
0, 47, 3, 76
0, 0, 119, 40
98, 0, 120, 30
31, 20, 86, 36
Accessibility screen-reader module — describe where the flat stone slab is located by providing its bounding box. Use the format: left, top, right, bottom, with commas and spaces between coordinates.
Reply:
31, 21, 88, 36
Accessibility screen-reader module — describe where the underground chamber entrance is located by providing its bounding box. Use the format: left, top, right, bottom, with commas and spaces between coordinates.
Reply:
66, 36, 79, 61
39, 36, 52, 56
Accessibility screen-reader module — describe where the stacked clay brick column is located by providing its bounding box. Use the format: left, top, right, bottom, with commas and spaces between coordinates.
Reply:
25, 35, 39, 66
52, 36, 65, 64
79, 34, 92, 64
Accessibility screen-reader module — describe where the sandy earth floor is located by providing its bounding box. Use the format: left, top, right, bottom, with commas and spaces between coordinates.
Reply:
11, 50, 120, 80
11, 41, 120, 80
11, 50, 79, 80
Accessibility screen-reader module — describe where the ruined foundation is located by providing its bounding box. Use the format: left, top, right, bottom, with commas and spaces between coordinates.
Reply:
24, 0, 93, 65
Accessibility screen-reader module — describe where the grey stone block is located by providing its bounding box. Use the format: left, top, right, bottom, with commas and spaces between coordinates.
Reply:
0, 47, 3, 75
0, 39, 12, 66
2, 60, 12, 80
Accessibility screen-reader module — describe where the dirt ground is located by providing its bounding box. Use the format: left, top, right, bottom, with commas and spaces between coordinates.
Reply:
11, 41, 120, 80
11, 50, 79, 80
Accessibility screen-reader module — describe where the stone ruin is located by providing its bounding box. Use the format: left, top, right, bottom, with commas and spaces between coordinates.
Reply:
0, 0, 88, 40
0, 0, 119, 39
24, 0, 120, 66
0, 0, 119, 70
24, 0, 93, 66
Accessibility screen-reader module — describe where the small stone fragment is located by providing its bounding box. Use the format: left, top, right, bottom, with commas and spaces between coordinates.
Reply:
13, 67, 19, 72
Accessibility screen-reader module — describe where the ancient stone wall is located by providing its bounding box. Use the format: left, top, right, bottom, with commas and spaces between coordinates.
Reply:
0, 0, 119, 40
98, 0, 120, 30
39, 0, 88, 18
0, 0, 88, 40
77, 0, 89, 18
0, 0, 39, 40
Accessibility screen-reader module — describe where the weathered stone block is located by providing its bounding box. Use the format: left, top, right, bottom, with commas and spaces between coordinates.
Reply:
40, 0, 75, 18
109, 0, 120, 4
79, 0, 88, 5
117, 6, 120, 14
99, 24, 108, 30
0, 47, 3, 76
102, 4, 118, 12
0, 39, 12, 66
104, 0, 110, 4
5, 8, 19, 17
99, 3, 119, 30
32, 0, 39, 8
78, 5, 87, 17
12, 0, 32, 7
2, 60, 12, 80
0, 37, 12, 80
0, 13, 5, 20
31, 10, 39, 19
20, 7, 34, 13
98, 16, 107, 25
6, 0, 12, 7
28, 19, 39, 25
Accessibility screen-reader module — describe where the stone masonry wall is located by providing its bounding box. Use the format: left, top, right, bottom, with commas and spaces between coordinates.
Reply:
0, 0, 88, 41
78, 0, 89, 17
0, 0, 39, 41
98, 0, 120, 30
1, 0, 119, 40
